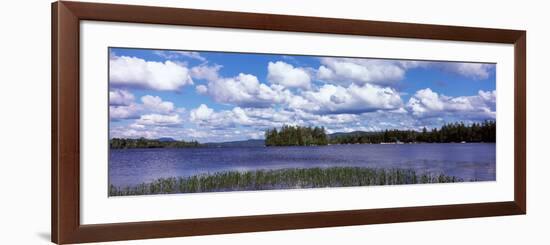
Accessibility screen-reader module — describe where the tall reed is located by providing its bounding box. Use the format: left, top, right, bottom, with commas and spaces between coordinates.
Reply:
109, 167, 463, 196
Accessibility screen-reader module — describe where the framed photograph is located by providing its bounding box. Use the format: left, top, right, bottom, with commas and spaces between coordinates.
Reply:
52, 1, 526, 244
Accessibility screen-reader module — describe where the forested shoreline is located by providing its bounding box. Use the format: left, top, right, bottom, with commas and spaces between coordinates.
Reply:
109, 138, 201, 149
330, 121, 496, 144
265, 121, 496, 146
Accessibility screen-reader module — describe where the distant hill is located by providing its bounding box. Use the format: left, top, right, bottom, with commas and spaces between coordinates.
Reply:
204, 139, 265, 148
157, 137, 176, 142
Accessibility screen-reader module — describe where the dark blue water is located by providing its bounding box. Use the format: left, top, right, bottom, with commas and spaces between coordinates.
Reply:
109, 143, 496, 187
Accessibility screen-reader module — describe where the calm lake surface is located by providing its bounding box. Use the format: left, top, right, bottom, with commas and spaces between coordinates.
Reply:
109, 143, 495, 187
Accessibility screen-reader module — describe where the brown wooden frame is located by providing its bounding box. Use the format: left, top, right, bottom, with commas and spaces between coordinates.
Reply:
52, 1, 526, 244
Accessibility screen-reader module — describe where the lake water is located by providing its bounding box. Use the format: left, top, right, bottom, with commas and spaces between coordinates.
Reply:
109, 143, 495, 187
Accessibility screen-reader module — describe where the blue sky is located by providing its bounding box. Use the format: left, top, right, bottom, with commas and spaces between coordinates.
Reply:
109, 47, 496, 143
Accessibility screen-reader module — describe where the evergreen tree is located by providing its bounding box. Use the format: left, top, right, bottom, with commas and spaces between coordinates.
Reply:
265, 125, 328, 146
328, 120, 496, 145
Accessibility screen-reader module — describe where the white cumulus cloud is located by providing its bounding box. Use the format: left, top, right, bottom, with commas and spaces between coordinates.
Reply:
189, 104, 214, 122
440, 63, 494, 80
317, 58, 406, 86
195, 84, 208, 94
190, 104, 256, 128
189, 104, 299, 129
135, 114, 182, 126
267, 61, 311, 89
110, 56, 193, 91
204, 73, 291, 107
299, 83, 403, 114
317, 58, 495, 87
140, 95, 175, 114
191, 65, 222, 82
406, 88, 496, 119
109, 91, 182, 120
109, 89, 135, 106
110, 104, 140, 120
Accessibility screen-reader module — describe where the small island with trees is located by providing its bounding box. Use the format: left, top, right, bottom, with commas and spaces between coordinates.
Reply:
265, 125, 329, 146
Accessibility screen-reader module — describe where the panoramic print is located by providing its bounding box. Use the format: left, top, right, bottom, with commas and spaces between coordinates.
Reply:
108, 47, 496, 196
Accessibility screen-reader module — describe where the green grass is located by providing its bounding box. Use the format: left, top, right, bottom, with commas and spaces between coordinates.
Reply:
109, 167, 463, 196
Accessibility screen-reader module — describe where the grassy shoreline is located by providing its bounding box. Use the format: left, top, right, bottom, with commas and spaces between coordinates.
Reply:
109, 167, 464, 196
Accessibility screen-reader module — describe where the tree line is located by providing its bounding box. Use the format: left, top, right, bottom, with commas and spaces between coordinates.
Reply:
110, 137, 201, 149
265, 125, 328, 146
330, 120, 496, 144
